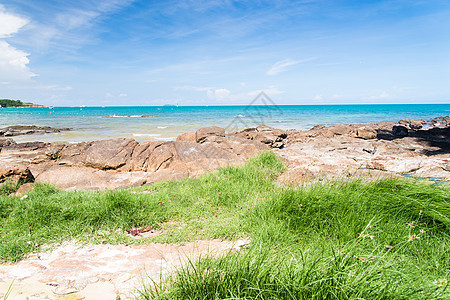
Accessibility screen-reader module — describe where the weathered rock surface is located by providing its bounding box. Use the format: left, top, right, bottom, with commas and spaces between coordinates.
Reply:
0, 126, 272, 190
0, 125, 70, 137
277, 117, 450, 184
229, 124, 288, 148
2, 118, 449, 190
0, 240, 236, 299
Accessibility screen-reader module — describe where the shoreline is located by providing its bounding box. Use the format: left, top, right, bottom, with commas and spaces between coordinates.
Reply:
1, 117, 449, 192
1, 114, 449, 143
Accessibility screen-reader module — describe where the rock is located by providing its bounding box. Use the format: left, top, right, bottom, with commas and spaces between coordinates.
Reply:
276, 119, 450, 184
0, 125, 70, 137
83, 138, 138, 170
0, 164, 34, 185
310, 125, 326, 130
129, 141, 164, 171
399, 118, 426, 130
444, 162, 450, 172
58, 142, 92, 166
196, 126, 225, 143
392, 125, 408, 137
10, 182, 34, 197
0, 138, 16, 148
45, 144, 65, 160
430, 116, 450, 128
256, 125, 275, 132
176, 132, 196, 142
2, 118, 448, 190
328, 124, 354, 136
35, 166, 150, 190
145, 142, 176, 172
356, 127, 377, 140
231, 125, 287, 148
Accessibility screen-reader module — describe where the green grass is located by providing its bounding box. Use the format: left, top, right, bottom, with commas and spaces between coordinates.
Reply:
1, 152, 449, 299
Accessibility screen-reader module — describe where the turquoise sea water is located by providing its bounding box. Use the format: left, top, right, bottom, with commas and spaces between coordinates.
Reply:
1, 104, 449, 143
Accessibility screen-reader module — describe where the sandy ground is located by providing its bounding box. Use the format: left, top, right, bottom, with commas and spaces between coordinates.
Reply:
0, 239, 245, 299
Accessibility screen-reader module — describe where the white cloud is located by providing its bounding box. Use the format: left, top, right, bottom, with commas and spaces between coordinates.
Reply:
314, 95, 323, 100
214, 88, 231, 99
0, 8, 34, 81
0, 5, 29, 38
266, 58, 315, 75
0, 6, 34, 81
0, 40, 36, 81
119, 93, 127, 97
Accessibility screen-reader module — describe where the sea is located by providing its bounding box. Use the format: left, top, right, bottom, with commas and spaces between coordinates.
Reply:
1, 104, 449, 143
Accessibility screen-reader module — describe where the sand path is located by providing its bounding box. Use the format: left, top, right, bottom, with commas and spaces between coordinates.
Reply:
0, 240, 241, 299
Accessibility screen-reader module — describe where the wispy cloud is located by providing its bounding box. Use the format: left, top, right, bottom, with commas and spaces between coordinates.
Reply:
266, 58, 315, 75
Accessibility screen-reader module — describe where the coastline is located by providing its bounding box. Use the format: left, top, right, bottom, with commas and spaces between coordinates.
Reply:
2, 104, 450, 144
1, 116, 449, 192
1, 117, 449, 299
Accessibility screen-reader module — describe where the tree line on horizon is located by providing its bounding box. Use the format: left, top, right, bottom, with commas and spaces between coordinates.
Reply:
0, 99, 36, 107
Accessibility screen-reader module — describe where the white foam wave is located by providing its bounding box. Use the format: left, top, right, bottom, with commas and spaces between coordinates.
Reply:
132, 133, 161, 137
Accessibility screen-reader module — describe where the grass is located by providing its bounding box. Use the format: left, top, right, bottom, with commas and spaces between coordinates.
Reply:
1, 151, 449, 299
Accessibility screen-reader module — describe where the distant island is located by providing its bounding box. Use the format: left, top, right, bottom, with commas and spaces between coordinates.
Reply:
0, 99, 44, 108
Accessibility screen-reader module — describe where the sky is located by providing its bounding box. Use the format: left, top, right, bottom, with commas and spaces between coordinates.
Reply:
0, 0, 449, 106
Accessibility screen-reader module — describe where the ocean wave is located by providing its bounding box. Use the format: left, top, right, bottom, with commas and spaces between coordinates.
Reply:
132, 133, 161, 137
102, 114, 155, 118
157, 126, 167, 129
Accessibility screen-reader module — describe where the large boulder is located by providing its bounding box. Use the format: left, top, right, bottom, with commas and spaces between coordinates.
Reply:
176, 132, 196, 142
59, 139, 138, 170
83, 138, 138, 170
196, 126, 225, 143
356, 127, 377, 140
35, 165, 151, 191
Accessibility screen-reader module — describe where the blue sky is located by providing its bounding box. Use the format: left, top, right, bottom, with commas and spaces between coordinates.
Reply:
0, 0, 449, 106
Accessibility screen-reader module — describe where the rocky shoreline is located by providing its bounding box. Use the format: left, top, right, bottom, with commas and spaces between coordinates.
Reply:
1, 117, 449, 192
0, 125, 70, 137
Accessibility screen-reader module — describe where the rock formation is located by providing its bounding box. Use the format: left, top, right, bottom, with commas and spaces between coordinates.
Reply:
0, 126, 271, 190
277, 118, 449, 184
0, 125, 70, 137
1, 118, 449, 191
